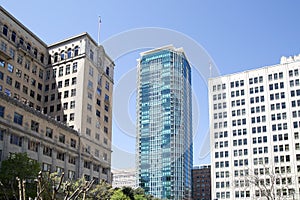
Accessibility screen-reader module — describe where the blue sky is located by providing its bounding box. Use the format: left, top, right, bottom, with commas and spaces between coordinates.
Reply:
2, 1, 300, 169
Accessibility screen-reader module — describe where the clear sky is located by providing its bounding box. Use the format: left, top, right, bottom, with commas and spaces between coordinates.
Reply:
2, 1, 300, 170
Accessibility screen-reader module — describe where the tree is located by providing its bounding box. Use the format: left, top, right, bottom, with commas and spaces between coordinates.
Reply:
0, 152, 40, 199
243, 164, 296, 200
89, 179, 113, 200
111, 189, 131, 200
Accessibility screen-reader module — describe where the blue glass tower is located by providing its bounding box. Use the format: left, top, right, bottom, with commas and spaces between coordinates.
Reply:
136, 45, 193, 199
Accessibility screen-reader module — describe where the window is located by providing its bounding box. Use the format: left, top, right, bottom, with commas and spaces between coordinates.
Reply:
13, 112, 23, 125
104, 126, 108, 134
65, 65, 70, 75
31, 120, 39, 132
57, 152, 65, 161
74, 46, 79, 56
105, 81, 109, 90
89, 66, 94, 76
70, 113, 74, 121
70, 101, 75, 109
88, 80, 93, 89
11, 31, 16, 42
27, 43, 31, 51
28, 140, 38, 152
65, 79, 70, 87
64, 91, 69, 98
90, 50, 94, 61
71, 89, 76, 97
106, 67, 109, 76
43, 146, 52, 157
59, 134, 65, 143
60, 51, 65, 60
2, 25, 8, 36
73, 62, 77, 73
7, 63, 14, 73
10, 134, 22, 146
0, 106, 4, 117
59, 67, 63, 76
6, 76, 12, 85
46, 127, 53, 138
72, 77, 77, 85
67, 48, 72, 58
70, 138, 76, 148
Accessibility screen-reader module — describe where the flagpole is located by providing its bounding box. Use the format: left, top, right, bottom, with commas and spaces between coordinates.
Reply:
98, 16, 101, 45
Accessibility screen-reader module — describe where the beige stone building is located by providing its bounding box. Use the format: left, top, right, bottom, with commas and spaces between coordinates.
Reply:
0, 6, 114, 183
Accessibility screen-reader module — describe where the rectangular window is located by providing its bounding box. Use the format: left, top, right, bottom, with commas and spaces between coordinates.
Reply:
72, 62, 77, 73
0, 106, 4, 117
72, 77, 77, 85
7, 63, 14, 72
59, 134, 65, 143
59, 67, 63, 76
10, 134, 22, 146
13, 112, 23, 125
31, 120, 39, 132
66, 65, 70, 75
70, 138, 76, 148
46, 127, 53, 138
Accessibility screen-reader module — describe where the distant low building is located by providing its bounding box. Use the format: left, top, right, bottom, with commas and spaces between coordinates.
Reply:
112, 168, 137, 188
192, 165, 211, 200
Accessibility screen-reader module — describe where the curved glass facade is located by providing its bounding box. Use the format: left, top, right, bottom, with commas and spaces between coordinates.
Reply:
136, 46, 193, 199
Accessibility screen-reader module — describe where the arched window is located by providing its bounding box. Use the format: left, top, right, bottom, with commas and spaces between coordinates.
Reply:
60, 51, 65, 60
11, 31, 16, 42
54, 53, 58, 62
40, 53, 44, 63
19, 37, 24, 45
27, 43, 31, 51
2, 25, 8, 36
106, 67, 109, 76
74, 46, 79, 56
67, 48, 72, 58
34, 48, 38, 58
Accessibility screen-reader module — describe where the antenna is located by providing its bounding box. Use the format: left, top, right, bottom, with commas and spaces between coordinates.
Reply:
97, 16, 102, 45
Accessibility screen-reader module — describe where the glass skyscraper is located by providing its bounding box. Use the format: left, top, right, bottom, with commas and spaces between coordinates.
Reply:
136, 45, 193, 199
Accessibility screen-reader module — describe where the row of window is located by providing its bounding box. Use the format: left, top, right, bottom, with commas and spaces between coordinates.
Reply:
231, 99, 245, 107
253, 136, 267, 144
214, 131, 228, 139
269, 82, 284, 90
213, 112, 227, 120
249, 86, 264, 94
289, 68, 299, 77
1, 25, 45, 64
249, 76, 263, 84
212, 83, 226, 92
214, 151, 229, 159
252, 125, 267, 134
268, 72, 283, 81
230, 89, 244, 97
233, 138, 247, 146
290, 79, 300, 87
212, 93, 226, 101
52, 46, 80, 63
231, 80, 244, 88
233, 159, 248, 167
253, 146, 268, 154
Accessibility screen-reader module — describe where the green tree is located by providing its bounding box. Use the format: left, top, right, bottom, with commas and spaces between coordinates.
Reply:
89, 179, 113, 200
111, 189, 130, 200
0, 152, 40, 199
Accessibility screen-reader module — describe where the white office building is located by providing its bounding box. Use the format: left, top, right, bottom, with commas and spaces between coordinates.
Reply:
209, 54, 300, 199
112, 168, 137, 188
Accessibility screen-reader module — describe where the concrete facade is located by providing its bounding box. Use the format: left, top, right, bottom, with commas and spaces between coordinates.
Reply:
0, 6, 114, 183
209, 55, 300, 199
